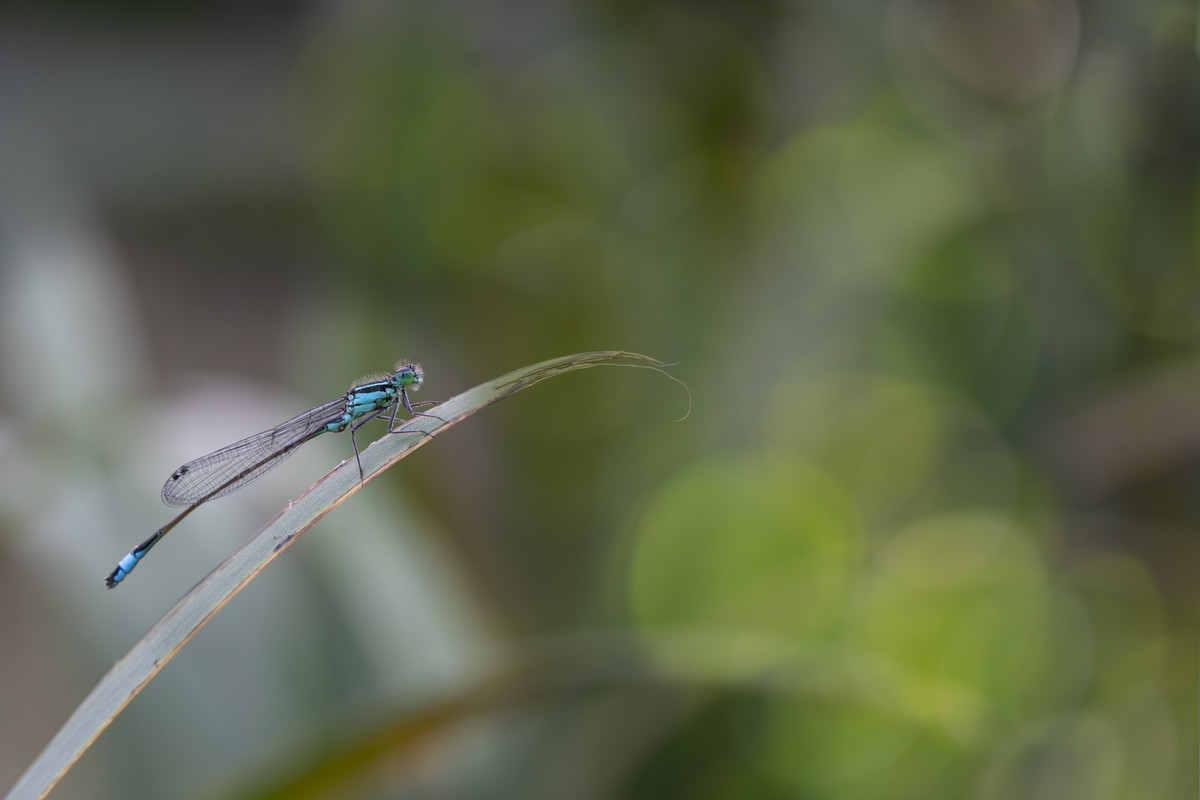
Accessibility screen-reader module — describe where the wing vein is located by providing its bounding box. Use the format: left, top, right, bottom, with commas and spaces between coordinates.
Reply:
160, 397, 346, 507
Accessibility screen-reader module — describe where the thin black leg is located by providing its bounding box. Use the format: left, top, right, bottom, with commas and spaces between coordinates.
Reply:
401, 387, 446, 423
349, 408, 388, 480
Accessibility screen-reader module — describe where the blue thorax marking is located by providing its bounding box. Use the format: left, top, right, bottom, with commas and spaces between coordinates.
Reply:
324, 379, 399, 433
349, 386, 395, 412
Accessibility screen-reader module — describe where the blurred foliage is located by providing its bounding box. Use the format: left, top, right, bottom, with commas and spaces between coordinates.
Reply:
0, 0, 1196, 799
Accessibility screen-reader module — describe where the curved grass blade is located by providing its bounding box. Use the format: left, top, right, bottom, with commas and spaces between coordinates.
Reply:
4, 351, 688, 800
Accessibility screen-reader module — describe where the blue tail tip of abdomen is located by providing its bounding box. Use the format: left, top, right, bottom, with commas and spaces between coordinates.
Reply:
105, 551, 141, 589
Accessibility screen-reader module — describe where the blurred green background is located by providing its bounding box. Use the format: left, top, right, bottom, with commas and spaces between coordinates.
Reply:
0, 1, 1196, 798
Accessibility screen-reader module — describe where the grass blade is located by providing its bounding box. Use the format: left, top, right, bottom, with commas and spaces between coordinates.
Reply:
4, 351, 686, 800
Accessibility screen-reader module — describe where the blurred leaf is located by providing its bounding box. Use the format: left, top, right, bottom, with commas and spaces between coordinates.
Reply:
630, 456, 860, 641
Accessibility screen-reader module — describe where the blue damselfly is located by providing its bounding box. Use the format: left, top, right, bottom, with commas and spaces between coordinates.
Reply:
105, 361, 437, 588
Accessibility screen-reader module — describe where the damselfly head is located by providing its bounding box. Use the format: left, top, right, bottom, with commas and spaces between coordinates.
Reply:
394, 361, 423, 388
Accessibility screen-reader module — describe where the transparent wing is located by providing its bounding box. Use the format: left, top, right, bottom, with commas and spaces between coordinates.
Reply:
161, 398, 346, 507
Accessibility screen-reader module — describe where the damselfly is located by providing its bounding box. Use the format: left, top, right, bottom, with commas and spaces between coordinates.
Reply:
105, 361, 438, 588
